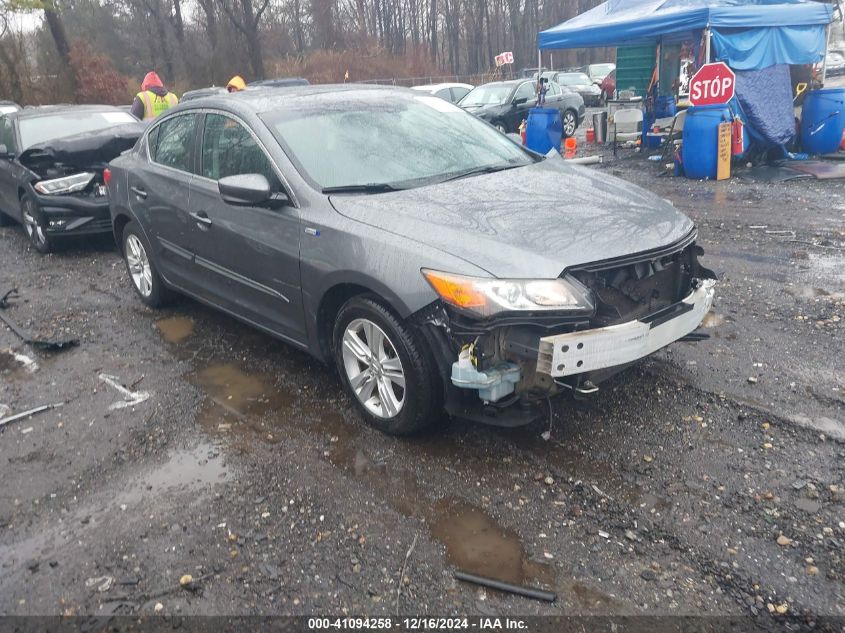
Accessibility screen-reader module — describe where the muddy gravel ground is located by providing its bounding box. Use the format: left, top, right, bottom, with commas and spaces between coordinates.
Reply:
0, 158, 844, 631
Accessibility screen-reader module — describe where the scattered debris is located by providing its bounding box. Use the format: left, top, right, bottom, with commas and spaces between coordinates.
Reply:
179, 574, 193, 588
99, 373, 151, 410
85, 576, 114, 593
0, 289, 79, 351
454, 570, 556, 603
598, 530, 610, 539
395, 534, 418, 615
777, 535, 792, 546
0, 402, 63, 429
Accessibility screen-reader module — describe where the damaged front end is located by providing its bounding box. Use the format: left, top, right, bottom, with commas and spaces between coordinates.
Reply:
414, 233, 717, 427
19, 122, 145, 236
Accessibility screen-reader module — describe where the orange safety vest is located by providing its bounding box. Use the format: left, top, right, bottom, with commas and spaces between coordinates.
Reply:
137, 90, 178, 120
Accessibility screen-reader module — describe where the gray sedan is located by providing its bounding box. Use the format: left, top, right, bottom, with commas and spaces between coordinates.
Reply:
107, 85, 716, 435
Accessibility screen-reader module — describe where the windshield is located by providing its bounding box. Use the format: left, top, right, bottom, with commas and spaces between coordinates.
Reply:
558, 73, 591, 87
18, 110, 136, 150
589, 64, 615, 79
460, 84, 512, 107
261, 93, 534, 190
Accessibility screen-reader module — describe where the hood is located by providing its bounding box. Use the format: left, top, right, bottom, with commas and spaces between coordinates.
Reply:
20, 121, 147, 173
142, 71, 165, 92
329, 158, 695, 279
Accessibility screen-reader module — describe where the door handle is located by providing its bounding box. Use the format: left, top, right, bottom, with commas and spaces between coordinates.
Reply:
189, 211, 212, 228
130, 186, 147, 199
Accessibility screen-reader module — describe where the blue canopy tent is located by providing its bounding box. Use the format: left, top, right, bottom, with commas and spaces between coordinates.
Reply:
538, 0, 834, 71
539, 0, 836, 151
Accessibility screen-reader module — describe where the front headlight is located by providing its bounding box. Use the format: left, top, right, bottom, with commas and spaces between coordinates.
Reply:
422, 269, 594, 318
34, 172, 95, 196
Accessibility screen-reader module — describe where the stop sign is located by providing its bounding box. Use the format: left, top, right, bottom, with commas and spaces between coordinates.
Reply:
689, 62, 735, 106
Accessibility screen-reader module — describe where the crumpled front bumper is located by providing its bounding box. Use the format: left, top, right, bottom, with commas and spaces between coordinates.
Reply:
32, 189, 112, 236
537, 279, 715, 378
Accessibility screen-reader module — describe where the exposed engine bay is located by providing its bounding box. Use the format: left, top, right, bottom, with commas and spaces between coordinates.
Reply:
20, 121, 146, 197
416, 236, 717, 426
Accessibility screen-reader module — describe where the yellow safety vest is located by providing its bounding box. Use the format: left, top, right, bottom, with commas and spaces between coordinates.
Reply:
137, 90, 178, 120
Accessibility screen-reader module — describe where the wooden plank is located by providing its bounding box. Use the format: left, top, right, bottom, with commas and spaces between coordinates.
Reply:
717, 121, 731, 181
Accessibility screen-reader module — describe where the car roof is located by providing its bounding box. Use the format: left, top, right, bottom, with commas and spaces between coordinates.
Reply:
7, 104, 128, 121
168, 83, 441, 116
411, 82, 473, 90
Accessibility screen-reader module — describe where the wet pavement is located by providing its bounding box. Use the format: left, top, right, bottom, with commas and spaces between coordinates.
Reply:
0, 163, 843, 626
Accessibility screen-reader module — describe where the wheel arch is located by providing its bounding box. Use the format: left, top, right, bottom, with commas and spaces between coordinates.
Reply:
112, 212, 132, 254
314, 277, 412, 363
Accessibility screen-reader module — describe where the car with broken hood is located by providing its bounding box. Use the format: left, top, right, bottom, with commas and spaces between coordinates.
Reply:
0, 105, 142, 253
107, 85, 716, 435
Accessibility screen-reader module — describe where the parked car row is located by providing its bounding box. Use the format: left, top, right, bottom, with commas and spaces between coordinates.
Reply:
0, 83, 715, 437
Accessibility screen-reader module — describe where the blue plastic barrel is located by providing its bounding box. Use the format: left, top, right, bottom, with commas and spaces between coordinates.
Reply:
682, 104, 731, 179
801, 88, 845, 155
525, 108, 563, 154
655, 95, 677, 119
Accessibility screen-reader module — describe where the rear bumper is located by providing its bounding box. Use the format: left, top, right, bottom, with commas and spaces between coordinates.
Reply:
537, 279, 715, 378
32, 191, 112, 236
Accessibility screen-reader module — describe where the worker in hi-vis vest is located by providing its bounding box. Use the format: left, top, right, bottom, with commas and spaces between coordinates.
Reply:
130, 72, 178, 121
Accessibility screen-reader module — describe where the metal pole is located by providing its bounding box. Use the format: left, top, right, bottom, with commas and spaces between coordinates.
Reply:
550, 52, 554, 70
822, 23, 831, 84
538, 48, 542, 74
704, 27, 711, 63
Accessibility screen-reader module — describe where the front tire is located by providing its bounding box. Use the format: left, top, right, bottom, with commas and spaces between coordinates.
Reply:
21, 195, 54, 254
492, 120, 509, 134
562, 109, 578, 138
333, 295, 441, 435
122, 221, 172, 308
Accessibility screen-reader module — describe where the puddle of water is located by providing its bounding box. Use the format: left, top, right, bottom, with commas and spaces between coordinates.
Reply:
156, 316, 195, 344
429, 499, 555, 587
193, 363, 295, 416
117, 443, 230, 507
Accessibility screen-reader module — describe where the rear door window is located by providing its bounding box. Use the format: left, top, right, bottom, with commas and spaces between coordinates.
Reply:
200, 113, 280, 189
151, 114, 197, 173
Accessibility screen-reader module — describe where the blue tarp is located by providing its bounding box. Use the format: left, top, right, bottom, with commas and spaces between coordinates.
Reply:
710, 25, 827, 69
539, 0, 833, 66
733, 64, 796, 146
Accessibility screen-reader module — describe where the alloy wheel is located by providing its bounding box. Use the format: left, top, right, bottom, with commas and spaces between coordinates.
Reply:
341, 318, 406, 419
563, 111, 576, 137
125, 234, 153, 297
22, 204, 46, 248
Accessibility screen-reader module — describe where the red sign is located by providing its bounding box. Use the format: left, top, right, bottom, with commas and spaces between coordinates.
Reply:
494, 51, 514, 67
689, 62, 735, 106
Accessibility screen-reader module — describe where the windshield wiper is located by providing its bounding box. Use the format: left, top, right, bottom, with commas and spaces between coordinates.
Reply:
438, 163, 524, 183
322, 183, 402, 194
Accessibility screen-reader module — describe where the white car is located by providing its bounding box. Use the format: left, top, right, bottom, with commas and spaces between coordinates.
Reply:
411, 83, 474, 103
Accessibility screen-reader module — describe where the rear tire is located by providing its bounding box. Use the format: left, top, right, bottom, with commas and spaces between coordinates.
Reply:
122, 220, 173, 308
562, 109, 578, 138
21, 195, 54, 254
333, 295, 441, 435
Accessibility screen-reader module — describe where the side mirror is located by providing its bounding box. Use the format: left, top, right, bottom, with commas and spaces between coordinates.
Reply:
218, 173, 290, 208
513, 97, 528, 106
